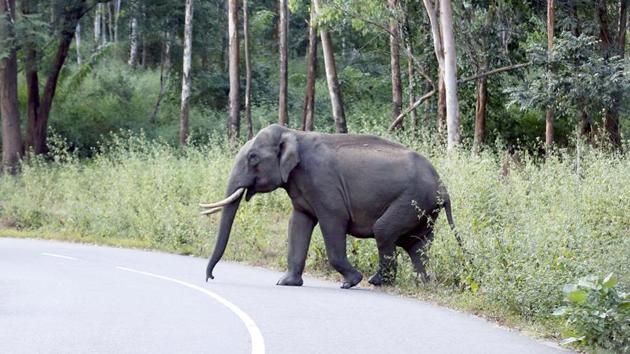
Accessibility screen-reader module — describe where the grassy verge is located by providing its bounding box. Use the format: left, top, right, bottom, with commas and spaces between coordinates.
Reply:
1, 133, 628, 352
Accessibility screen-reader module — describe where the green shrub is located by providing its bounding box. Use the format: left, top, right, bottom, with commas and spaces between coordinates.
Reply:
554, 273, 630, 353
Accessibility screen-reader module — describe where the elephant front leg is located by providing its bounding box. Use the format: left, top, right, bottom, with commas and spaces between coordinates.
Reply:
277, 209, 316, 287
320, 220, 363, 289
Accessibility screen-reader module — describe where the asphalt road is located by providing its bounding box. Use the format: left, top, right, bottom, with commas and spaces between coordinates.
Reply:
0, 238, 569, 354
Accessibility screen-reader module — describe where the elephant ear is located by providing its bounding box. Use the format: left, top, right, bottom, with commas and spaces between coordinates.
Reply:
279, 132, 300, 183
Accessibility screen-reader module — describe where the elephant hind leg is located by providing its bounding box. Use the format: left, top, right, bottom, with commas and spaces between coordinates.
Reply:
398, 230, 434, 283
369, 199, 419, 286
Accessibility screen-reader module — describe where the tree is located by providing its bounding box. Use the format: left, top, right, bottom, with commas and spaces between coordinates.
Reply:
421, 0, 446, 135
440, 0, 460, 151
150, 32, 171, 124
278, 0, 289, 126
545, 0, 554, 150
302, 3, 317, 132
23, 1, 103, 155
243, 0, 253, 139
227, 0, 240, 145
597, 0, 627, 148
0, 0, 22, 174
313, 0, 347, 133
388, 0, 402, 122
179, 0, 194, 146
128, 16, 138, 66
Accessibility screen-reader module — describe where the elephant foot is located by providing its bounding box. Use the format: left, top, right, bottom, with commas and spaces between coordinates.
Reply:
341, 272, 363, 289
276, 273, 304, 286
368, 272, 395, 286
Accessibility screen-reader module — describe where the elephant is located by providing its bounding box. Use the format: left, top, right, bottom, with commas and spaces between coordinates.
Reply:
201, 124, 459, 289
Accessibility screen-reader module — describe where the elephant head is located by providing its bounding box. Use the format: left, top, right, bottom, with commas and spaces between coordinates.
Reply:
201, 124, 300, 281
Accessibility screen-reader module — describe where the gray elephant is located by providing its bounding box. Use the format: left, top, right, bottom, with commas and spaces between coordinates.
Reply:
201, 124, 458, 289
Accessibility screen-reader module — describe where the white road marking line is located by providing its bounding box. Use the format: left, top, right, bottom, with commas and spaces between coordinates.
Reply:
41, 252, 78, 261
116, 266, 265, 354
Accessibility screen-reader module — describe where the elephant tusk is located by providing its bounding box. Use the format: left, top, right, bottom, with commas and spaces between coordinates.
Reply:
199, 187, 245, 209
200, 207, 223, 216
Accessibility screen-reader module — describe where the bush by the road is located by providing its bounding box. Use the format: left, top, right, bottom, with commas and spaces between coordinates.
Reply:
1, 133, 628, 352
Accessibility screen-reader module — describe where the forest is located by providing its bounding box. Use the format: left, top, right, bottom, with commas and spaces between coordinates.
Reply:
0, 0, 628, 352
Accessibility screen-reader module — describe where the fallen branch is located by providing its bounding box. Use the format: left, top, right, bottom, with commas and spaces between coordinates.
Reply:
388, 89, 436, 131
459, 62, 531, 84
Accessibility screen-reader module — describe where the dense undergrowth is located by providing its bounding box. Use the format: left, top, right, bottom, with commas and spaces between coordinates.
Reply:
1, 132, 629, 352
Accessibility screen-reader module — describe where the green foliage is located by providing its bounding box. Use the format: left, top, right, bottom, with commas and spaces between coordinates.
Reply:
554, 274, 630, 352
2, 132, 629, 354
506, 33, 628, 123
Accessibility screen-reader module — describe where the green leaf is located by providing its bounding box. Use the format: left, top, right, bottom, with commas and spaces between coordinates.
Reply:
618, 301, 630, 311
567, 289, 588, 304
602, 273, 617, 289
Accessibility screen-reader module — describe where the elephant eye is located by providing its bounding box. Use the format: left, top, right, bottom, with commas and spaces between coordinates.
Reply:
248, 153, 260, 166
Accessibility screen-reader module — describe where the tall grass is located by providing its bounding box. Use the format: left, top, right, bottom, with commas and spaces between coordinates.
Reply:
1, 133, 628, 351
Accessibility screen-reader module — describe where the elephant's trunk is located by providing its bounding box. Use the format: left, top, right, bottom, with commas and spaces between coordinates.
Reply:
205, 181, 244, 281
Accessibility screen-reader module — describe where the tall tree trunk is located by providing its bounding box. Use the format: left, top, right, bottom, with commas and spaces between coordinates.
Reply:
545, 0, 554, 150
30, 10, 82, 154
0, 0, 22, 174
406, 45, 416, 128
473, 77, 487, 152
107, 2, 113, 43
228, 0, 240, 145
75, 23, 82, 65
388, 0, 403, 122
179, 0, 194, 147
150, 33, 171, 124
437, 73, 446, 135
114, 0, 121, 42
302, 4, 317, 132
439, 0, 460, 151
101, 3, 107, 45
278, 0, 289, 126
243, 0, 253, 139
598, 0, 626, 148
94, 3, 102, 49
128, 17, 138, 66
313, 0, 346, 133
422, 0, 446, 136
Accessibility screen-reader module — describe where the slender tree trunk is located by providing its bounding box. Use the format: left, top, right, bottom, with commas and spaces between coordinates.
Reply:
278, 0, 289, 126
75, 23, 82, 65
0, 0, 22, 173
545, 0, 554, 150
302, 4, 317, 132
600, 0, 626, 148
440, 0, 460, 151
228, 0, 240, 145
94, 4, 101, 49
407, 46, 416, 128
313, 0, 346, 133
473, 77, 487, 152
107, 2, 113, 43
388, 0, 403, 122
243, 0, 253, 139
114, 0, 121, 42
179, 0, 194, 147
128, 17, 138, 66
30, 13, 82, 154
437, 72, 446, 135
150, 33, 171, 124
100, 3, 106, 45
422, 0, 446, 136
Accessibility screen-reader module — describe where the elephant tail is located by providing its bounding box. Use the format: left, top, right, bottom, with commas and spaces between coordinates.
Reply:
442, 197, 463, 250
